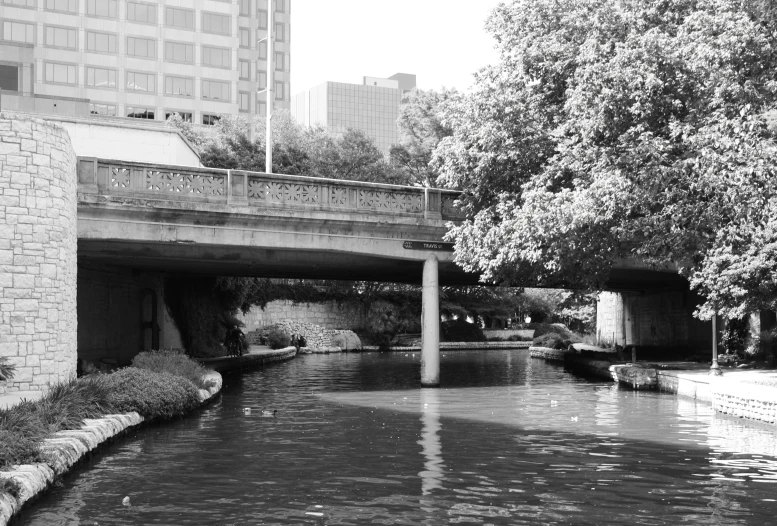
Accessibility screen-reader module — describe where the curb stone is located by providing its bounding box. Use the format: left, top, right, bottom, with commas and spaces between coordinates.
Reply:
0, 371, 223, 526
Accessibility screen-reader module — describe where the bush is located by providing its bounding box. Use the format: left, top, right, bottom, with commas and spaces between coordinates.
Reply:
266, 328, 291, 350
442, 318, 486, 342
132, 350, 210, 389
508, 334, 532, 342
0, 357, 15, 381
532, 332, 569, 350
104, 368, 201, 421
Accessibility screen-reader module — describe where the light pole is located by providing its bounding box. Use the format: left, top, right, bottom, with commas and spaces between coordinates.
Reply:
710, 309, 723, 376
265, 2, 274, 174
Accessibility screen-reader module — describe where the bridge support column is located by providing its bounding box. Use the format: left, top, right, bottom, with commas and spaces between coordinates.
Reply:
421, 254, 440, 387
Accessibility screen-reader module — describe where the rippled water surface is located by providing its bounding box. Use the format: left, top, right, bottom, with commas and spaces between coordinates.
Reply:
17, 351, 777, 525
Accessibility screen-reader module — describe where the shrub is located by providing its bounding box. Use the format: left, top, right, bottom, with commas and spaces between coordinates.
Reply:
267, 328, 291, 350
442, 318, 485, 342
0, 357, 15, 381
104, 368, 201, 421
132, 350, 210, 389
533, 332, 569, 350
508, 334, 532, 342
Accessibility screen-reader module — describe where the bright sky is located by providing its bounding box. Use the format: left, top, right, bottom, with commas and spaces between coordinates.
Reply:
290, 0, 503, 94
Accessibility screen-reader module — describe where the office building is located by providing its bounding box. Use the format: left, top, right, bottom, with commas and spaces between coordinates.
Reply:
291, 73, 416, 153
0, 0, 290, 124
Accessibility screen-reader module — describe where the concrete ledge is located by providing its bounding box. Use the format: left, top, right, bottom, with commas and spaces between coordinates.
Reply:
529, 346, 570, 362
564, 355, 614, 381
0, 370, 223, 526
199, 348, 297, 374
362, 341, 531, 352
657, 371, 712, 402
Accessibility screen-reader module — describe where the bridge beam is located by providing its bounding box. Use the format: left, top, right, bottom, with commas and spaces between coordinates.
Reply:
421, 254, 440, 387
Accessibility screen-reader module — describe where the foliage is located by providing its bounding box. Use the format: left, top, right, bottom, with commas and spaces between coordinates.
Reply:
0, 356, 15, 381
266, 328, 291, 350
435, 0, 777, 319
442, 318, 486, 342
362, 300, 415, 348
104, 368, 201, 421
0, 477, 22, 498
0, 377, 115, 469
132, 350, 210, 389
532, 332, 569, 350
721, 317, 749, 355
389, 88, 458, 187
526, 323, 577, 341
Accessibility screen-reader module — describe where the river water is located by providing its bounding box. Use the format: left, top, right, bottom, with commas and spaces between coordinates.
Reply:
16, 350, 777, 525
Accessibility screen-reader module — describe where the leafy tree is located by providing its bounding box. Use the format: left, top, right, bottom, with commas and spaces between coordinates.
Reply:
435, 0, 777, 319
390, 88, 458, 187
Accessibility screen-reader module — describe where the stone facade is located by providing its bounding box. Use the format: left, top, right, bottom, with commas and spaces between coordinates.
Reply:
238, 300, 365, 332
0, 114, 77, 392
257, 320, 354, 351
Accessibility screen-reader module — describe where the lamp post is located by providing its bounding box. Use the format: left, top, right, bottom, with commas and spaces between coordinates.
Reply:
710, 309, 723, 376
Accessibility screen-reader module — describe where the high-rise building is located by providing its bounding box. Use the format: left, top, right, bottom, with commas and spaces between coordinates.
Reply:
0, 0, 290, 125
291, 73, 416, 153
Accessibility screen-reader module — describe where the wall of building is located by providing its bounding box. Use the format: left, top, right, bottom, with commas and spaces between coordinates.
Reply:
55, 118, 201, 167
77, 265, 183, 367
238, 299, 366, 333
0, 114, 77, 392
597, 290, 711, 350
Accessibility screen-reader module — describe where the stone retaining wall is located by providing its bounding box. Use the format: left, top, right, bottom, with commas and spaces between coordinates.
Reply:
259, 321, 351, 351
0, 114, 78, 393
238, 300, 365, 332
529, 346, 569, 362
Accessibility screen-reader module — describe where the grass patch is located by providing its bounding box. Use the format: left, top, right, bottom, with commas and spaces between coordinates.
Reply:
132, 350, 212, 389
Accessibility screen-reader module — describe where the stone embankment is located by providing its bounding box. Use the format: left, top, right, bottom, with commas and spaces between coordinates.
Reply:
362, 341, 531, 352
0, 371, 222, 526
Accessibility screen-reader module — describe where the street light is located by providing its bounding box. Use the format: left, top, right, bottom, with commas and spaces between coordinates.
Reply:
710, 309, 723, 376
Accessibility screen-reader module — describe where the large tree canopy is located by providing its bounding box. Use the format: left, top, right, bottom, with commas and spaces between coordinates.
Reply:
436, 0, 777, 318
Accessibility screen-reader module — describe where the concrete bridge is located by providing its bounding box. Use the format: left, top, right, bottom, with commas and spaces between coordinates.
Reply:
0, 115, 705, 393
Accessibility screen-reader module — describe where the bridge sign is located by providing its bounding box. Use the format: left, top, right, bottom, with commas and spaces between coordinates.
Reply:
402, 241, 454, 252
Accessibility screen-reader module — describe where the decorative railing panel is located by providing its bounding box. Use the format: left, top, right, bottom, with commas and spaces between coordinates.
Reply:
80, 158, 465, 221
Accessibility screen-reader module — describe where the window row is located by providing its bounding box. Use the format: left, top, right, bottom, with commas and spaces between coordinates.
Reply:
2, 0, 288, 39
46, 63, 288, 101
89, 105, 274, 125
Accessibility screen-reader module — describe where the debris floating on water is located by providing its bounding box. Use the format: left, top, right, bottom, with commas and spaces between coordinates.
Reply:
122, 496, 131, 507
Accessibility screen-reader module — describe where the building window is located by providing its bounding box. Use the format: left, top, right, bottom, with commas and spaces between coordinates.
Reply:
2, 0, 35, 7
86, 31, 117, 53
127, 1, 157, 24
202, 114, 221, 126
165, 7, 194, 30
44, 26, 78, 50
239, 0, 250, 16
202, 12, 231, 35
164, 76, 193, 97
257, 100, 266, 116
274, 52, 284, 71
2, 21, 34, 44
238, 91, 250, 112
0, 64, 19, 91
45, 0, 77, 13
274, 81, 284, 100
90, 103, 116, 116
239, 27, 250, 48
239, 59, 250, 80
164, 41, 194, 64
274, 0, 285, 13
126, 106, 155, 120
202, 79, 230, 101
257, 10, 267, 30
126, 71, 156, 92
86, 66, 117, 89
258, 70, 266, 89
202, 46, 230, 68
165, 111, 192, 122
127, 37, 157, 59
86, 0, 117, 18
258, 40, 267, 60
274, 23, 284, 42
44, 62, 76, 85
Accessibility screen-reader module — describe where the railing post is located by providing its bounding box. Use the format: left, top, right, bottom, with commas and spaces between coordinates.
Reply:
76, 157, 98, 193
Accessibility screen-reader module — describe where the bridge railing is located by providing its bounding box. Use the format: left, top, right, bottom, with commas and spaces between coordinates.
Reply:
77, 157, 465, 220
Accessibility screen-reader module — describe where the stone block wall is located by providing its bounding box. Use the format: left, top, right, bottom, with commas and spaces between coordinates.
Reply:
0, 114, 78, 392
238, 300, 365, 332
254, 321, 352, 350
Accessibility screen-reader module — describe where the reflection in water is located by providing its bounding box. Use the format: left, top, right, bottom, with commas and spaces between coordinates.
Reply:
418, 388, 445, 496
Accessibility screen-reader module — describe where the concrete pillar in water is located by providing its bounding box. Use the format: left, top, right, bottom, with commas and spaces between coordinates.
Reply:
421, 254, 440, 387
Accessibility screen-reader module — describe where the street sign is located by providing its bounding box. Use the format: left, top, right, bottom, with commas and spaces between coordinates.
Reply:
402, 240, 454, 252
